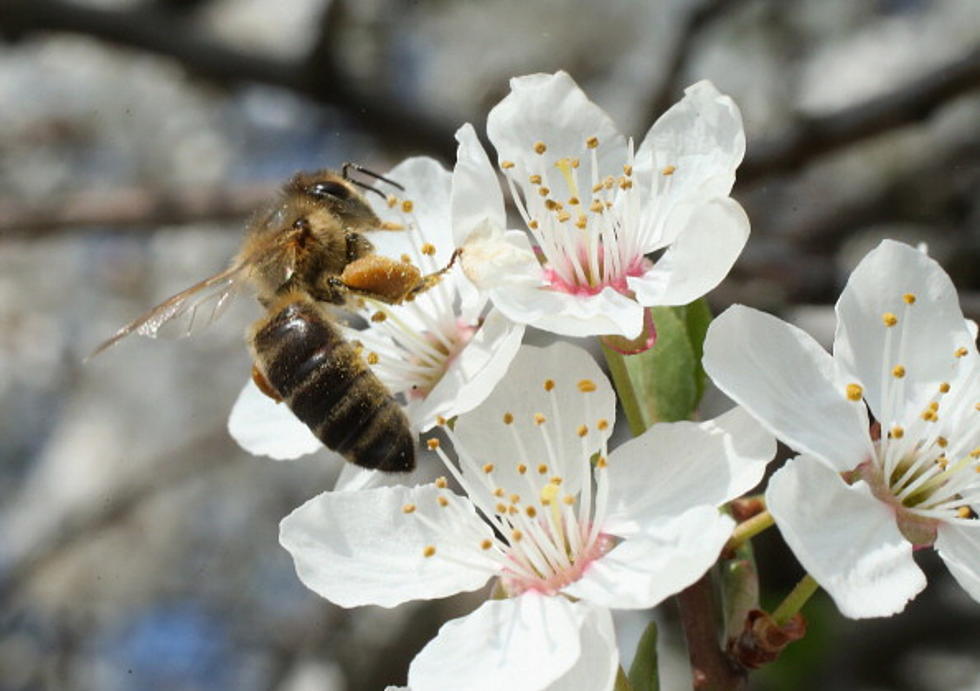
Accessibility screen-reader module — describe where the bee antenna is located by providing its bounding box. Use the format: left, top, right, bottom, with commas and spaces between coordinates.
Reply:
342, 162, 405, 191
348, 178, 388, 201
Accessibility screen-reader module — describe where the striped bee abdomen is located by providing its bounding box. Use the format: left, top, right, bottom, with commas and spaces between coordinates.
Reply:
249, 297, 415, 472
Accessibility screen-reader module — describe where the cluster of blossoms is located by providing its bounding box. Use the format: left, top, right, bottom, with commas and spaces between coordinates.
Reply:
227, 72, 978, 689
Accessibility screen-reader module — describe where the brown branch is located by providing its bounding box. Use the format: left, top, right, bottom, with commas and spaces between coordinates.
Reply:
741, 45, 980, 182
0, 0, 458, 160
0, 182, 277, 237
677, 572, 747, 690
643, 0, 754, 121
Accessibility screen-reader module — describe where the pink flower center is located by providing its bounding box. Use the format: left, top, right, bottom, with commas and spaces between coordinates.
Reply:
542, 254, 650, 297
499, 530, 616, 597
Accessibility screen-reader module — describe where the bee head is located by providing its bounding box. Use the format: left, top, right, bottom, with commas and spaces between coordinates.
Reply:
289, 171, 382, 231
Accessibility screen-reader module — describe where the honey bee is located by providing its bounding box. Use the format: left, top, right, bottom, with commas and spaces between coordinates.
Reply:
91, 164, 459, 472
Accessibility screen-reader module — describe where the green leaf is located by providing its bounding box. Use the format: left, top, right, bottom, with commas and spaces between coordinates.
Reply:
627, 620, 660, 691
720, 539, 760, 642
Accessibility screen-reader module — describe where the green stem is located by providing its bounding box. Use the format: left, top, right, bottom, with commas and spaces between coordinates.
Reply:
601, 341, 648, 436
726, 510, 775, 551
771, 573, 820, 626
615, 665, 633, 691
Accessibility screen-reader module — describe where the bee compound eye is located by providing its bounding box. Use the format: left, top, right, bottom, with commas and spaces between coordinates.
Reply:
309, 180, 352, 200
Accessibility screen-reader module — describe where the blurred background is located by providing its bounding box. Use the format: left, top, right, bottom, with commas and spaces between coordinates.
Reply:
0, 0, 978, 689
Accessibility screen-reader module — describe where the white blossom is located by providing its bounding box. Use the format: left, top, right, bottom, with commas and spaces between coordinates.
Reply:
704, 239, 980, 618
228, 157, 524, 461
280, 342, 775, 690
453, 71, 749, 340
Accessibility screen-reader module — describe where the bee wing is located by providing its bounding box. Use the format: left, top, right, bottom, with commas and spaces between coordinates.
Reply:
88, 263, 250, 360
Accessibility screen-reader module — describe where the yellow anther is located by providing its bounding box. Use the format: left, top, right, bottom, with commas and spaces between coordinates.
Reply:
605, 201, 613, 209
380, 220, 403, 231
483, 463, 495, 474
427, 438, 440, 450
508, 506, 518, 515
922, 410, 937, 422
975, 403, 980, 411
568, 196, 580, 206
550, 477, 562, 486
437, 496, 449, 507
882, 312, 898, 327
534, 141, 547, 154
955, 347, 969, 358
526, 506, 537, 518
939, 382, 951, 393
509, 494, 520, 504
529, 174, 542, 184
603, 176, 615, 189
970, 448, 980, 458
577, 424, 588, 437
589, 200, 604, 213
401, 200, 414, 213
402, 503, 416, 514
936, 456, 948, 469
578, 379, 597, 392
892, 365, 906, 378
929, 401, 939, 411
494, 488, 505, 497
537, 463, 548, 474
937, 436, 948, 448
501, 160, 515, 169
517, 463, 527, 474
597, 419, 609, 430
528, 220, 539, 229
480, 539, 493, 550
503, 412, 514, 424
539, 187, 551, 197
371, 311, 387, 323
903, 293, 917, 304
423, 545, 436, 558
596, 456, 608, 468
957, 506, 973, 518
386, 195, 399, 208
511, 529, 524, 542
586, 136, 599, 149
557, 210, 571, 223
563, 495, 575, 505
435, 476, 448, 488
846, 383, 864, 401
400, 253, 412, 263
571, 158, 580, 168
496, 502, 508, 514
534, 413, 546, 425
540, 482, 559, 506
366, 352, 379, 365
544, 379, 555, 391
661, 165, 676, 176
619, 178, 633, 190
592, 182, 603, 193
544, 199, 560, 210
421, 242, 436, 256
623, 164, 633, 176
575, 215, 588, 229
436, 415, 447, 426
890, 426, 904, 439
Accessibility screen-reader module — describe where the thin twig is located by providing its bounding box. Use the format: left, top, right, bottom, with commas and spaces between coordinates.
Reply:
740, 45, 980, 182
676, 573, 747, 690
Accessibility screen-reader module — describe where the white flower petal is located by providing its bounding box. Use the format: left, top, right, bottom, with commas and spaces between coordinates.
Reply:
603, 406, 775, 534
227, 378, 323, 461
279, 485, 493, 608
935, 521, 980, 603
703, 305, 875, 472
628, 197, 750, 307
544, 605, 618, 691
563, 506, 733, 609
834, 239, 976, 422
489, 283, 646, 339
367, 157, 454, 263
634, 80, 745, 205
767, 455, 926, 619
453, 342, 615, 501
408, 594, 585, 691
486, 71, 626, 194
409, 309, 525, 429
460, 226, 542, 290
452, 123, 506, 243
334, 461, 439, 493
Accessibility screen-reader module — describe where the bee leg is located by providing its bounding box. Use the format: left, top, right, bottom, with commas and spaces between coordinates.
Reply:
401, 248, 463, 301
251, 364, 283, 403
